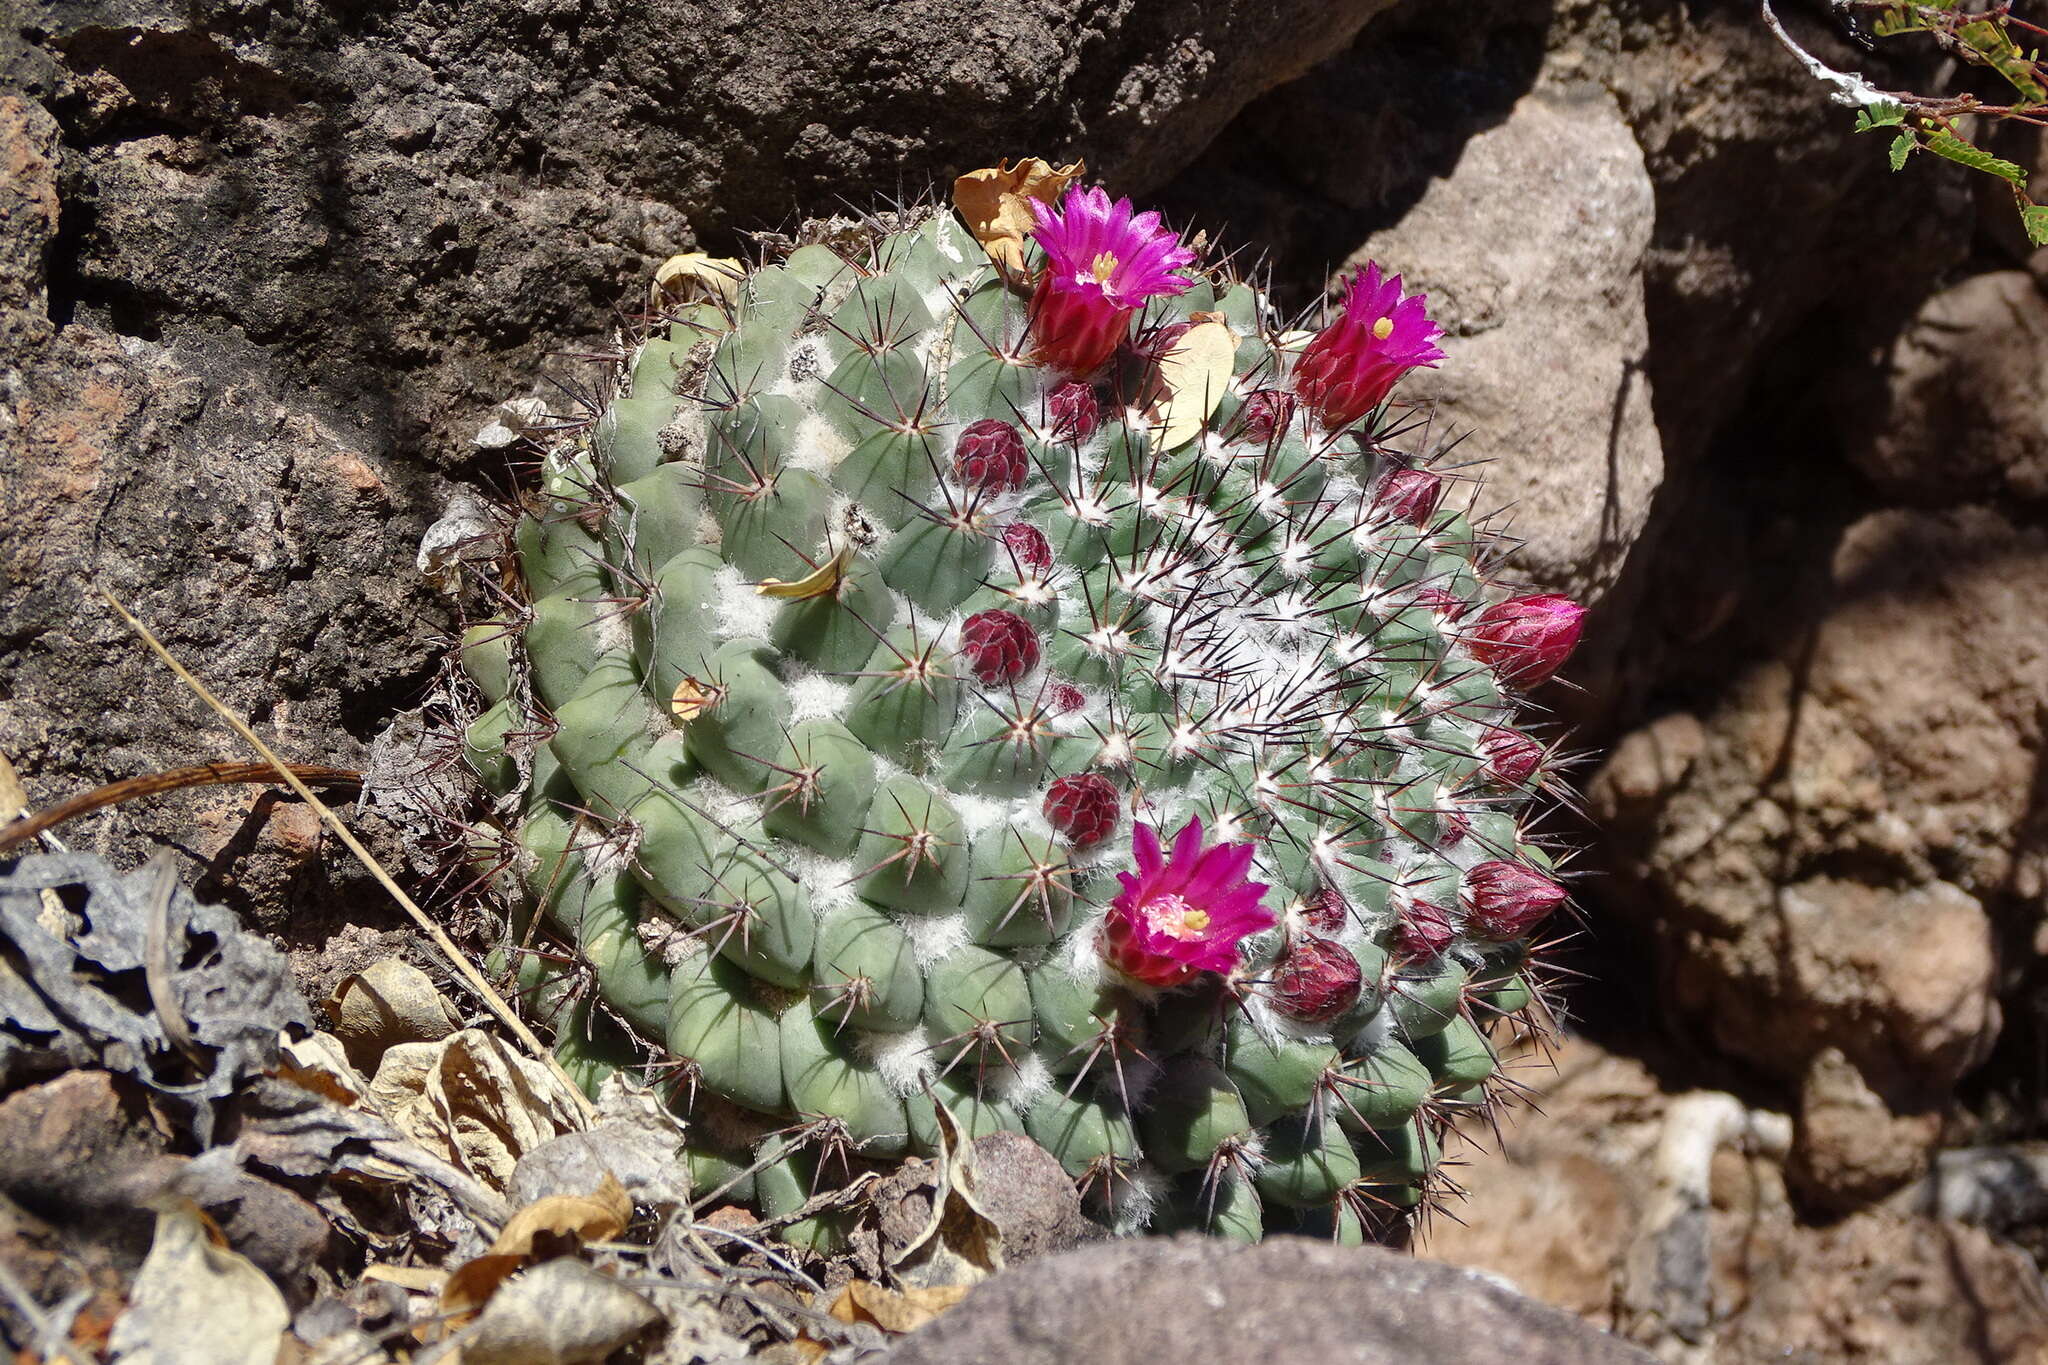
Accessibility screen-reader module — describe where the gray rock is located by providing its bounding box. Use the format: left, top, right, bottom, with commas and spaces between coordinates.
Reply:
875, 1235, 1655, 1365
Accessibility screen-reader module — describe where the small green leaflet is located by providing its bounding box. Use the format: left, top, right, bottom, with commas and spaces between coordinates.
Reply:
1956, 18, 2047, 104
2024, 206, 2048, 248
1924, 130, 2028, 185
1854, 100, 1907, 132
1889, 130, 1915, 172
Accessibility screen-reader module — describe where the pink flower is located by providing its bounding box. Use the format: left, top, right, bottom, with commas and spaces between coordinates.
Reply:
1028, 186, 1197, 376
1293, 262, 1445, 429
1466, 593, 1586, 687
1462, 861, 1568, 941
1101, 818, 1274, 987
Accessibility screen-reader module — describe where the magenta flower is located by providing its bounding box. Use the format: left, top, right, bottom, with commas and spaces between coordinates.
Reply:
1028, 186, 1197, 376
1462, 861, 1568, 941
1292, 262, 1445, 430
1100, 817, 1274, 987
1466, 593, 1587, 687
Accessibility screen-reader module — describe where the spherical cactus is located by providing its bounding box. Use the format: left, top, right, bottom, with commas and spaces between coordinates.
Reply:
458, 162, 1585, 1247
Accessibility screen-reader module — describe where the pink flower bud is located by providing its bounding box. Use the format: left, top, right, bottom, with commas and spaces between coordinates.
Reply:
1393, 898, 1455, 960
1043, 772, 1120, 848
957, 609, 1040, 686
1302, 883, 1351, 934
1001, 521, 1054, 573
1467, 593, 1586, 687
1238, 388, 1296, 443
1269, 933, 1363, 1024
954, 419, 1031, 493
1478, 726, 1544, 787
1048, 681, 1089, 713
1045, 379, 1101, 442
1372, 467, 1443, 527
1461, 860, 1567, 941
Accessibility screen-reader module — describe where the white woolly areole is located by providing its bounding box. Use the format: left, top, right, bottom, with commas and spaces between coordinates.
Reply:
950, 791, 1011, 841
786, 411, 851, 475
900, 910, 971, 971
780, 848, 857, 917
682, 774, 760, 832
785, 670, 853, 724
711, 562, 778, 640
988, 1051, 1054, 1111
863, 1025, 940, 1098
693, 505, 723, 550
1099, 1164, 1165, 1237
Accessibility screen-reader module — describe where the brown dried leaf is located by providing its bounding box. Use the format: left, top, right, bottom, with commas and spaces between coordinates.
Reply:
441, 1253, 529, 1323
952, 157, 1083, 273
326, 958, 463, 1060
460, 1260, 662, 1365
368, 1028, 585, 1190
363, 1264, 449, 1293
107, 1202, 290, 1365
1146, 318, 1238, 451
651, 252, 744, 308
754, 545, 853, 601
887, 1094, 1004, 1291
487, 1172, 631, 1259
827, 1280, 972, 1334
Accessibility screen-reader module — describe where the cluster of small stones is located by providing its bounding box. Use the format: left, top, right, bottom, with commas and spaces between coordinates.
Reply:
458, 201, 1575, 1248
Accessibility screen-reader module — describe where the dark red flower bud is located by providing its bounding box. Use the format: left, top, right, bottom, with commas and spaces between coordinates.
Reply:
1001, 521, 1054, 573
1269, 933, 1363, 1024
1238, 388, 1296, 444
1462, 860, 1567, 941
1373, 467, 1443, 527
954, 419, 1031, 493
1478, 726, 1544, 787
1394, 899, 1455, 960
1438, 808, 1471, 849
1045, 380, 1100, 442
1467, 593, 1586, 687
1042, 772, 1121, 847
1302, 883, 1351, 934
958, 609, 1041, 686
1048, 682, 1089, 714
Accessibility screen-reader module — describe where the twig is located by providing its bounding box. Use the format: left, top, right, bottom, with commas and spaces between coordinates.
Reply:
141, 848, 203, 1066
0, 1257, 96, 1365
0, 761, 364, 854
96, 585, 599, 1126
1762, 0, 1897, 108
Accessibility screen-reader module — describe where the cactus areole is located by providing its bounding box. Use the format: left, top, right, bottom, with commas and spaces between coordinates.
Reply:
459, 162, 1585, 1248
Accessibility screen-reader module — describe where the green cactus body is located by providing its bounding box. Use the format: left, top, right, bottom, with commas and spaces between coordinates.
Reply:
463, 189, 1578, 1243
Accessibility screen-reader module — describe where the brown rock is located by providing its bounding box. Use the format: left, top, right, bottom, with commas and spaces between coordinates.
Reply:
876, 1235, 1655, 1365
1790, 1049, 1942, 1213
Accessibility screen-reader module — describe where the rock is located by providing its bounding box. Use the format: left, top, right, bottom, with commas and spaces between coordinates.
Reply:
1790, 1048, 1942, 1213
872, 1130, 1097, 1267
1829, 270, 2048, 503
1592, 506, 2034, 1109
875, 1234, 1655, 1365
1338, 76, 1662, 602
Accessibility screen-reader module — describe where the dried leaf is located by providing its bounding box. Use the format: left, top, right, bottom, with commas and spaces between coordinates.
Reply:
107, 1202, 290, 1365
326, 958, 463, 1060
669, 677, 719, 724
827, 1280, 972, 1334
460, 1259, 661, 1365
887, 1094, 1004, 1290
952, 157, 1083, 273
1146, 318, 1238, 451
651, 253, 744, 308
368, 1028, 585, 1190
275, 1029, 374, 1107
364, 1264, 450, 1293
0, 749, 29, 822
488, 1173, 631, 1259
442, 1253, 529, 1322
753, 546, 853, 600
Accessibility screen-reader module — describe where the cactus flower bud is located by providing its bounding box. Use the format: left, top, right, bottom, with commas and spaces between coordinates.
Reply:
1048, 681, 1088, 713
954, 418, 1031, 493
1043, 772, 1120, 847
1001, 521, 1054, 573
1302, 883, 1351, 934
1101, 818, 1274, 987
1372, 467, 1443, 527
1045, 379, 1101, 442
1028, 186, 1197, 377
1394, 898, 1456, 960
1478, 726, 1544, 787
1292, 261, 1445, 429
1237, 388, 1296, 444
1269, 932, 1363, 1024
958, 609, 1041, 686
1467, 593, 1586, 687
1462, 860, 1567, 941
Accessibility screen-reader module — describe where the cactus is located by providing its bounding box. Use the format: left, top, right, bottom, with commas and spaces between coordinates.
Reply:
459, 164, 1584, 1246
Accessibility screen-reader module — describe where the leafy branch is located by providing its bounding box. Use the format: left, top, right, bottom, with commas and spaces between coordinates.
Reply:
1765, 0, 2048, 244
